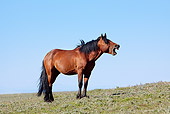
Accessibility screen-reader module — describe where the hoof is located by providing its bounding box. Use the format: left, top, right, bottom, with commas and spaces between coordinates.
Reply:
44, 99, 52, 103
82, 95, 90, 98
50, 98, 54, 102
76, 95, 82, 99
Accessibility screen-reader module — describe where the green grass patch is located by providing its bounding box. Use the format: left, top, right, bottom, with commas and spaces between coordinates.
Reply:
1, 81, 170, 113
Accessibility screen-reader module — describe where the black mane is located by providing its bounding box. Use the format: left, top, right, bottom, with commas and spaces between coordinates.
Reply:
77, 38, 99, 54
77, 36, 109, 54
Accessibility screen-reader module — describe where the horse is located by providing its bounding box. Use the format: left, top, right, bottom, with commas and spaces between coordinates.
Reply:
37, 33, 120, 102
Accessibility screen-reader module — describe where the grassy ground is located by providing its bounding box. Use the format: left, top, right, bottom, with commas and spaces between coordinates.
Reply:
1, 81, 170, 114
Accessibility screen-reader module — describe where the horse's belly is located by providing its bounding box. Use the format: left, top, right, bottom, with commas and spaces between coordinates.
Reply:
63, 70, 77, 75
52, 49, 79, 75
56, 66, 77, 75
54, 59, 77, 75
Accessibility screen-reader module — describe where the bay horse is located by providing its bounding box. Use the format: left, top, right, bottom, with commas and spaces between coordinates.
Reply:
37, 33, 120, 102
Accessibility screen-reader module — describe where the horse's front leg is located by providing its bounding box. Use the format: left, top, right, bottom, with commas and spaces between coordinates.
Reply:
76, 70, 83, 99
82, 77, 89, 98
82, 62, 95, 98
82, 74, 91, 98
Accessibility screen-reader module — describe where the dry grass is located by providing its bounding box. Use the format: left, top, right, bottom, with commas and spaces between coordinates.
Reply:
1, 81, 170, 113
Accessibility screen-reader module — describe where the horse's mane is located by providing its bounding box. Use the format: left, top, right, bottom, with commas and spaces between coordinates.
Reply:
76, 36, 109, 54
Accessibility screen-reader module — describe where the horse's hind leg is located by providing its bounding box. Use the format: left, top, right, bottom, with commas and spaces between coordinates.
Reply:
49, 67, 60, 102
49, 86, 54, 101
76, 69, 83, 99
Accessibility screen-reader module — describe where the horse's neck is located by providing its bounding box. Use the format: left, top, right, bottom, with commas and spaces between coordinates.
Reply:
88, 50, 103, 61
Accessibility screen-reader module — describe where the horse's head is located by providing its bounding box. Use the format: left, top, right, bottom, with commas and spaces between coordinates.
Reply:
98, 33, 120, 56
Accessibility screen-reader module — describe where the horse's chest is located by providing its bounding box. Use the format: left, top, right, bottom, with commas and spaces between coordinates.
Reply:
84, 61, 95, 71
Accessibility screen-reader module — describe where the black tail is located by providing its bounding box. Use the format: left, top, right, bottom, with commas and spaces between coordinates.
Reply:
37, 61, 50, 96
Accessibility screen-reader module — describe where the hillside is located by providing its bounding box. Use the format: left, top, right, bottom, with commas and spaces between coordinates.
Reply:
0, 82, 170, 113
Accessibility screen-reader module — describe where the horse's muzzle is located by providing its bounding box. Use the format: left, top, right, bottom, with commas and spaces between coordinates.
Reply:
113, 45, 120, 56
113, 48, 117, 55
116, 45, 120, 50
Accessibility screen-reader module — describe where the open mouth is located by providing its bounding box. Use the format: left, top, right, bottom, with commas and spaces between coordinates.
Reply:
113, 45, 120, 56
113, 48, 117, 55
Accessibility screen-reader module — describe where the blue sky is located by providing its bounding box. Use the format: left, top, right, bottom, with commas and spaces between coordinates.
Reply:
0, 0, 170, 94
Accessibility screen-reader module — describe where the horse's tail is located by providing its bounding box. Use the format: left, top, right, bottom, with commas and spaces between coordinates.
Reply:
37, 61, 50, 96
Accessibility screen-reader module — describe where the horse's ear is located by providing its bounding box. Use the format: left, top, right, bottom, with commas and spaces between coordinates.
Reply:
101, 34, 103, 38
104, 33, 107, 38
